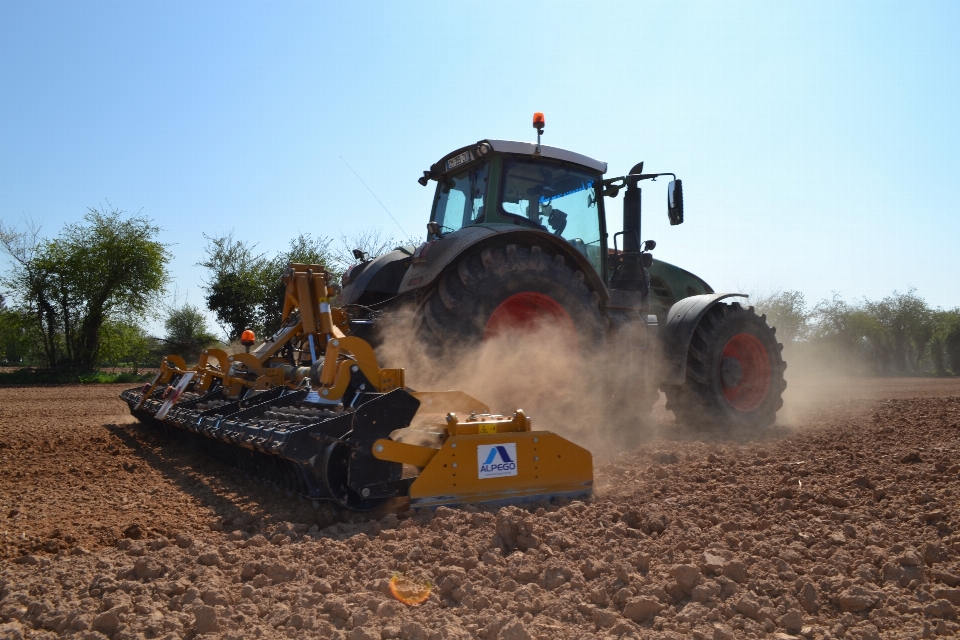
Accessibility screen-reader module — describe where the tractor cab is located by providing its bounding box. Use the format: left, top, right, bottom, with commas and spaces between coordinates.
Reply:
419, 114, 695, 315
424, 138, 608, 274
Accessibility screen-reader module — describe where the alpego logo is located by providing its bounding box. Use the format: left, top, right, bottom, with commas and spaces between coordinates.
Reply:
477, 443, 518, 479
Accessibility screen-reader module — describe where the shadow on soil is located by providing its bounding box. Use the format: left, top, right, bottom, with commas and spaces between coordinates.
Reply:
101, 420, 378, 541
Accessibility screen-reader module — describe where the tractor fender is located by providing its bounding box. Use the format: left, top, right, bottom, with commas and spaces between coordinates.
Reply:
337, 247, 415, 306
397, 225, 609, 301
658, 292, 748, 386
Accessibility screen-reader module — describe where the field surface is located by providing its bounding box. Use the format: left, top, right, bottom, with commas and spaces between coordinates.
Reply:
2, 378, 960, 639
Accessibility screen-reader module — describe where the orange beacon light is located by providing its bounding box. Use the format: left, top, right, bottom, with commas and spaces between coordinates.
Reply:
241, 329, 256, 352
532, 112, 545, 132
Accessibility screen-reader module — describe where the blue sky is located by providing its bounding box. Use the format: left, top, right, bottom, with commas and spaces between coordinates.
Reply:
2, 0, 959, 332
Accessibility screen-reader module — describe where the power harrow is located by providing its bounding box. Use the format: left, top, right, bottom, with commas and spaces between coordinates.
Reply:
121, 264, 592, 511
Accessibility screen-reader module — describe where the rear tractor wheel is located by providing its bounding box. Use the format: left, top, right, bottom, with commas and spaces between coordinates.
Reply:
416, 244, 606, 350
664, 302, 786, 430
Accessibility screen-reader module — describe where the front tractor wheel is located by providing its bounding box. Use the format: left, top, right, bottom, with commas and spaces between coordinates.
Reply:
664, 302, 786, 430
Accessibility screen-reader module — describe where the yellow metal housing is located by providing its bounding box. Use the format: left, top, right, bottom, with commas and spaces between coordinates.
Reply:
372, 426, 593, 507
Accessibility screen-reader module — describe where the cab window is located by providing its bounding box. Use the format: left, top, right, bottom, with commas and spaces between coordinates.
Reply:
433, 162, 489, 233
499, 159, 602, 272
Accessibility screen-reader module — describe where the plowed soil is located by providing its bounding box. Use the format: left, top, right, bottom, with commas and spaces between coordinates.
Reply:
3, 378, 960, 640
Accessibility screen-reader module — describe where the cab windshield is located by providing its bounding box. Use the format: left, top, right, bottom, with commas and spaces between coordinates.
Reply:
499, 159, 602, 272
432, 162, 489, 233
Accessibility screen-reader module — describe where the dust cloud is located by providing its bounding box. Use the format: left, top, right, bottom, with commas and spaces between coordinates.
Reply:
775, 342, 893, 425
225, 338, 242, 353
373, 306, 659, 456
372, 306, 896, 444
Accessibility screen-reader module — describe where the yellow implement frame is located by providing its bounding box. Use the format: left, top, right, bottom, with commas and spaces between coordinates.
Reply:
140, 263, 405, 412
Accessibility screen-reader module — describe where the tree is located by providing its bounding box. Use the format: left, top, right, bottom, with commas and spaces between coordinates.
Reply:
162, 303, 219, 362
931, 308, 960, 375
809, 294, 880, 373
98, 320, 152, 373
751, 290, 811, 343
948, 320, 960, 375
0, 208, 168, 371
864, 289, 932, 373
1, 218, 59, 366
198, 232, 270, 342
0, 303, 41, 366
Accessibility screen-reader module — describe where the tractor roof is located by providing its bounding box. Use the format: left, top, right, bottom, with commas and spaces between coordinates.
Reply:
428, 140, 607, 179
485, 140, 607, 174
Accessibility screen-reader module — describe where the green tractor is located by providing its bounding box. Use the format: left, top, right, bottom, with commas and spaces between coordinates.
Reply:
337, 116, 786, 429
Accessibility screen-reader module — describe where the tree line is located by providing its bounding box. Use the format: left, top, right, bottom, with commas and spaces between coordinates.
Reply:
0, 208, 401, 373
2, 207, 958, 376
0, 209, 167, 372
752, 289, 960, 375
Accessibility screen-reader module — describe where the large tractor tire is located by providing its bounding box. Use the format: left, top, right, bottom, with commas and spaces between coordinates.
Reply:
417, 244, 606, 350
663, 302, 786, 430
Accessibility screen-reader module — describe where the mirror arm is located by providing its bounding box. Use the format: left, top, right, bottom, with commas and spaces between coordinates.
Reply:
602, 172, 676, 189
631, 172, 675, 183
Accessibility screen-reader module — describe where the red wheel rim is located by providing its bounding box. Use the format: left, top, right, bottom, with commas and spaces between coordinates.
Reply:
483, 292, 576, 342
720, 332, 771, 412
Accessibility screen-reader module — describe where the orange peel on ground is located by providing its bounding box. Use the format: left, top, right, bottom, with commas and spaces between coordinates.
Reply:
389, 573, 432, 605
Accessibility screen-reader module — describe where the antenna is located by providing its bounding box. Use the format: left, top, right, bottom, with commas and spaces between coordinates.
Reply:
340, 156, 410, 238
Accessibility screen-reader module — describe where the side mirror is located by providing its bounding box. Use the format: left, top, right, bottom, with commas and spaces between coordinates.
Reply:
668, 179, 684, 225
